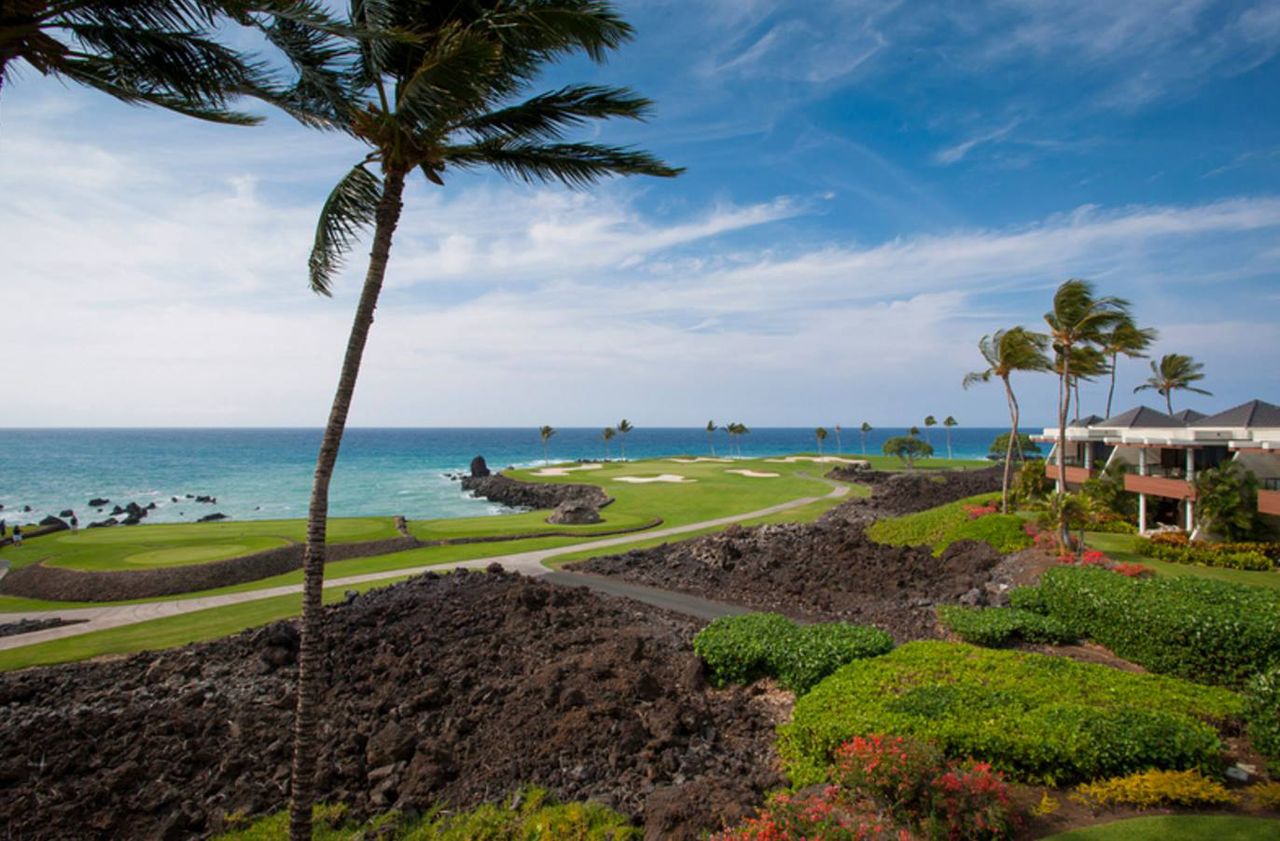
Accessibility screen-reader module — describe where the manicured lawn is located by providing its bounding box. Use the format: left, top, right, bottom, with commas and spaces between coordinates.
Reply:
1086, 532, 1280, 591
868, 492, 1031, 555
1045, 815, 1280, 840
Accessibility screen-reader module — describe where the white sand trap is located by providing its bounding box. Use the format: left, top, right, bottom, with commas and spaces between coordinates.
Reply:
612, 474, 696, 484
668, 457, 732, 463
529, 463, 604, 477
725, 469, 781, 478
764, 456, 870, 465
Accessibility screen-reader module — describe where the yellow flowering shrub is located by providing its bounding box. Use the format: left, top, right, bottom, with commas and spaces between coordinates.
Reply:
1073, 769, 1236, 809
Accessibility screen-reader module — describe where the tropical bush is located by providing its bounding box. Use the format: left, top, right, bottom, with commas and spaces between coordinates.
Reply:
693, 613, 893, 694
1073, 769, 1235, 810
1081, 462, 1137, 520
1195, 461, 1264, 541
1244, 666, 1280, 775
1012, 459, 1050, 504
937, 606, 1079, 646
868, 494, 1033, 556
1244, 781, 1280, 811
989, 433, 1041, 460
1133, 535, 1279, 571
779, 642, 1239, 787
1011, 566, 1280, 687
883, 436, 935, 469
715, 734, 1016, 841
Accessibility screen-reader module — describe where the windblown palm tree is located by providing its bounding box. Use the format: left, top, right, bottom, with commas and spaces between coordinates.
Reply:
539, 424, 556, 464
1044, 280, 1130, 541
275, 5, 678, 838
0, 1, 328, 122
737, 422, 750, 456
923, 415, 936, 445
815, 426, 827, 454
602, 426, 615, 459
705, 419, 716, 456
1054, 344, 1109, 422
833, 424, 842, 454
616, 418, 634, 460
963, 327, 1052, 512
909, 426, 921, 438
1135, 353, 1212, 416
1099, 319, 1158, 418
860, 421, 872, 456
943, 416, 957, 460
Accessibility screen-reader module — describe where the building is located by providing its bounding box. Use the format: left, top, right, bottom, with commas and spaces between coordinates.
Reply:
1036, 399, 1280, 535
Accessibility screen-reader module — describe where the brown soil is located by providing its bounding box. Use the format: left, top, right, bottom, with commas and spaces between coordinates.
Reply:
0, 569, 782, 841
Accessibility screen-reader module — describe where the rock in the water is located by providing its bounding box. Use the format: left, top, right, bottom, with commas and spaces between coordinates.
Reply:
469, 456, 491, 478
87, 519, 116, 529
547, 499, 602, 525
88, 498, 109, 508
197, 512, 228, 523
59, 509, 74, 518
110, 505, 125, 516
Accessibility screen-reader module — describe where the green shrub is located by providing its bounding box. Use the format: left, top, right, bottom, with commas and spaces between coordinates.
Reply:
869, 494, 1033, 556
779, 641, 1241, 788
1245, 666, 1280, 775
1133, 537, 1278, 571
693, 613, 893, 694
937, 606, 1079, 646
1013, 566, 1280, 687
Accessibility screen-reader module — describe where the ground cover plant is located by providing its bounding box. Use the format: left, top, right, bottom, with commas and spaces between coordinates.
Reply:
1244, 666, 1280, 774
693, 612, 893, 693
1072, 769, 1235, 810
868, 493, 1032, 556
936, 605, 1079, 646
779, 641, 1241, 787
1009, 565, 1280, 687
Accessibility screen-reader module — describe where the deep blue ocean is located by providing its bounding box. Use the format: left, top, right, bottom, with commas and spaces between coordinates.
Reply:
0, 427, 1012, 524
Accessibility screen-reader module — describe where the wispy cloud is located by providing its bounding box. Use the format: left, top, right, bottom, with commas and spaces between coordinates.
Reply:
934, 121, 1021, 165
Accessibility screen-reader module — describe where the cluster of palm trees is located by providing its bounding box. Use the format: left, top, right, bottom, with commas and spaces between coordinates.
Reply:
965, 279, 1211, 531
702, 421, 750, 457
5, 4, 679, 838
599, 419, 633, 460
919, 415, 959, 459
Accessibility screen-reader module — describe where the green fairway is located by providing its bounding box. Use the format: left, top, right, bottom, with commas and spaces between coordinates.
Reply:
1044, 815, 1280, 840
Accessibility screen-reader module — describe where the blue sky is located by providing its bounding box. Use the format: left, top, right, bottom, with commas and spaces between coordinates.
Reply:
2, 0, 1278, 428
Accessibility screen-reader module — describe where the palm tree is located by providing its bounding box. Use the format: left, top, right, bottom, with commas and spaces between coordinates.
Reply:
943, 416, 957, 460
860, 421, 872, 456
833, 424, 842, 454
923, 415, 937, 445
602, 426, 616, 459
1054, 344, 1109, 422
909, 426, 921, 438
705, 420, 717, 456
539, 425, 556, 464
963, 327, 1052, 513
1135, 353, 1212, 416
815, 426, 827, 454
1099, 319, 1158, 418
736, 422, 751, 456
616, 419, 634, 460
1044, 280, 1131, 542
0, 1, 326, 121
277, 6, 678, 838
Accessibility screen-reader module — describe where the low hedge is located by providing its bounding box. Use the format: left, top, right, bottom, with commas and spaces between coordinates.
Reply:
693, 613, 893, 694
1245, 666, 1280, 775
868, 494, 1033, 556
1133, 537, 1275, 571
936, 605, 1079, 646
779, 641, 1242, 788
1010, 566, 1280, 687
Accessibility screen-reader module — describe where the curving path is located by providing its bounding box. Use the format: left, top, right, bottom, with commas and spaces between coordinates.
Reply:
0, 480, 849, 652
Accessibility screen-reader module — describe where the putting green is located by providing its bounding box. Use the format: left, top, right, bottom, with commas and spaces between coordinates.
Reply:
123, 544, 264, 567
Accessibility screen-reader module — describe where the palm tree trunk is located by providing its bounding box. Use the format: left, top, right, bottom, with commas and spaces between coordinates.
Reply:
288, 169, 406, 841
1166, 391, 1174, 417
1056, 345, 1072, 547
1001, 375, 1018, 514
1105, 351, 1118, 418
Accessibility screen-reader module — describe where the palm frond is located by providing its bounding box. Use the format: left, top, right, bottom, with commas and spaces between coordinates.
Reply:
444, 140, 682, 187
394, 24, 502, 129
459, 84, 652, 142
962, 371, 991, 390
308, 162, 383, 295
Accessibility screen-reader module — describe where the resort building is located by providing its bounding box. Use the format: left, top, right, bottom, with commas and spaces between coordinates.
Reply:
1036, 400, 1280, 535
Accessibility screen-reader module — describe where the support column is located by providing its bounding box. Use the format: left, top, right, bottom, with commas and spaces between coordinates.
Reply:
1138, 448, 1148, 534
1185, 448, 1196, 535
1084, 443, 1093, 471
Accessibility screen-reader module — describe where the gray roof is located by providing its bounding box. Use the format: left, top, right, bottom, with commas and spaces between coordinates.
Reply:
1095, 406, 1184, 429
1190, 400, 1280, 429
1170, 409, 1206, 424
1070, 414, 1105, 428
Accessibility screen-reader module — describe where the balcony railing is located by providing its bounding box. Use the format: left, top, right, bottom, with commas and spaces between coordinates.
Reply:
1123, 464, 1189, 480
1263, 478, 1280, 492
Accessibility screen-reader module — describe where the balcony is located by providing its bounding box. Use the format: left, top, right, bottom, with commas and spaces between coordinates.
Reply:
1260, 489, 1280, 517
1045, 463, 1094, 485
1124, 473, 1196, 500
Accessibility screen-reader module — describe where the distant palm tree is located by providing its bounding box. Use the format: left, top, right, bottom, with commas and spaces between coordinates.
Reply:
1099, 319, 1158, 418
1044, 280, 1131, 542
539, 425, 556, 465
923, 415, 937, 445
943, 416, 957, 460
860, 422, 872, 456
833, 424, 843, 454
815, 427, 827, 454
1135, 353, 1212, 416
909, 426, 921, 438
736, 423, 751, 456
706, 420, 717, 456
617, 419, 634, 460
725, 422, 749, 457
602, 426, 616, 459
963, 327, 1052, 513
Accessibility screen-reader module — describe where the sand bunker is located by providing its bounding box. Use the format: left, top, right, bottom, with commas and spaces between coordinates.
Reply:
764, 456, 869, 465
612, 474, 696, 484
725, 469, 780, 478
529, 463, 605, 477
668, 457, 732, 464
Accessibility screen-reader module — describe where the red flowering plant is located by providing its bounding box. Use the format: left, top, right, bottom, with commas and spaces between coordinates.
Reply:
709, 789, 916, 841
1080, 550, 1110, 566
965, 504, 999, 520
1112, 562, 1151, 578
925, 762, 1014, 841
832, 735, 943, 813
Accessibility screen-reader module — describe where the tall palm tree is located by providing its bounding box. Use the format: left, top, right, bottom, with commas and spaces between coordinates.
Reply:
833, 424, 842, 454
860, 421, 872, 456
602, 426, 615, 459
277, 6, 678, 838
616, 418, 634, 460
943, 416, 957, 460
1099, 319, 1158, 418
736, 422, 750, 456
539, 425, 556, 464
0, 1, 327, 121
815, 426, 827, 454
1135, 353, 1212, 416
705, 420, 716, 456
923, 415, 937, 445
1054, 344, 1109, 422
1044, 280, 1130, 541
963, 327, 1052, 513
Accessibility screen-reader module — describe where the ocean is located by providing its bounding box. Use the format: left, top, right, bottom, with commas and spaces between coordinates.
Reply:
0, 427, 1015, 524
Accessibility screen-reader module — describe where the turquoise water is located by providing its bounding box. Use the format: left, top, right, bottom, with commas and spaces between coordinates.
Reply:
0, 427, 1010, 524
